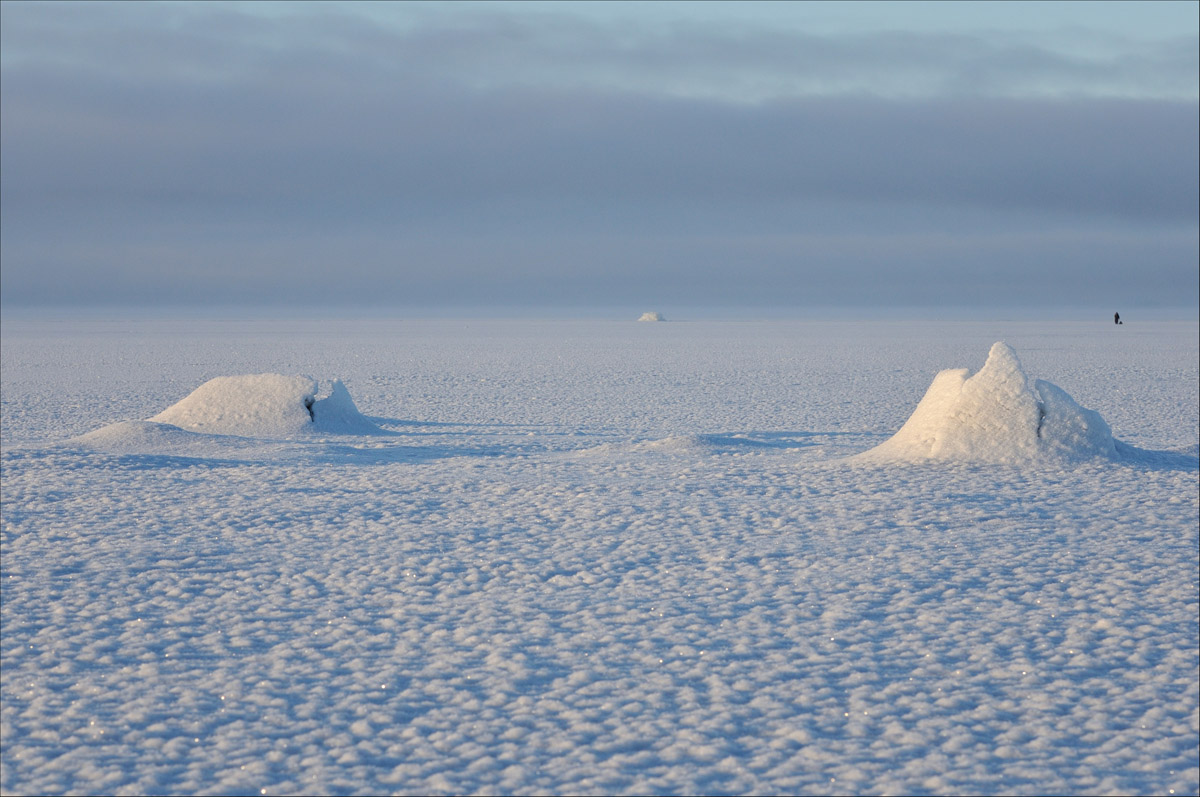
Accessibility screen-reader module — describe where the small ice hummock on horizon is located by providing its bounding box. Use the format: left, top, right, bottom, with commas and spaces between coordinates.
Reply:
638, 311, 666, 322
854, 342, 1117, 464
77, 374, 381, 444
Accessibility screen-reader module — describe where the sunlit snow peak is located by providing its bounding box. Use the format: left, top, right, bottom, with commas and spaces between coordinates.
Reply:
855, 342, 1117, 464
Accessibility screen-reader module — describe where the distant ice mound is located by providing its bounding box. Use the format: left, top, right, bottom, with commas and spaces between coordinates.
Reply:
638, 312, 666, 322
855, 342, 1117, 464
147, 374, 382, 437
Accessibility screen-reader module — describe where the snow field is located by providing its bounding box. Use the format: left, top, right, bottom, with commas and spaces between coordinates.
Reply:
1, 318, 1197, 795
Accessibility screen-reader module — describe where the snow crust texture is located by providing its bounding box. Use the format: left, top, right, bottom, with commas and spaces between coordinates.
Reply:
857, 342, 1117, 464
1, 319, 1197, 797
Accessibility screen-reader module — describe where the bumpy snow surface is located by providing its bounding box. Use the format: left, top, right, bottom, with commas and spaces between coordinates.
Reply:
2, 318, 1197, 796
856, 341, 1117, 463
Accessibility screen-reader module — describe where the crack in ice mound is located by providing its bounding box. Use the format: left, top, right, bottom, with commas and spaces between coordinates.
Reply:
308, 379, 386, 435
855, 342, 1117, 464
143, 374, 382, 438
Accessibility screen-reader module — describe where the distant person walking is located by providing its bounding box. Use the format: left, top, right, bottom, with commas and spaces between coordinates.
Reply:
1114, 311, 1121, 325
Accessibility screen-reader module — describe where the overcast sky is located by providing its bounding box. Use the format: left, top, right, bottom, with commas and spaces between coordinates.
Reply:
2, 0, 1197, 314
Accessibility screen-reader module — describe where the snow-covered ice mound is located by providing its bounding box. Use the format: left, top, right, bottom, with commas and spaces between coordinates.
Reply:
146, 374, 381, 437
855, 342, 1118, 464
66, 375, 384, 450
149, 374, 319, 437
638, 311, 666, 322
147, 374, 382, 437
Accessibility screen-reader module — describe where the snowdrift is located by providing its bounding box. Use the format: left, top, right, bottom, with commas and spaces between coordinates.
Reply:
854, 342, 1117, 464
73, 420, 225, 453
73, 374, 383, 449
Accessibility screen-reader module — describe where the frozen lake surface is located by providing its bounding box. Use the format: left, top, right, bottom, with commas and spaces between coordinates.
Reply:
2, 317, 1197, 795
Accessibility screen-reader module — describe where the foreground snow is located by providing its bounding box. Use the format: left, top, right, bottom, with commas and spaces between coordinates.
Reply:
1, 318, 1197, 796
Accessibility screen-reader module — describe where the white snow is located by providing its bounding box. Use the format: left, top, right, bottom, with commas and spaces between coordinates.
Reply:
309, 378, 385, 435
73, 420, 222, 453
1, 317, 1197, 796
148, 373, 319, 437
75, 373, 385, 448
638, 312, 666, 322
855, 341, 1119, 464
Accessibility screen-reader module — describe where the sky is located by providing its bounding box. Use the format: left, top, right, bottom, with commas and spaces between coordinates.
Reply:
1, 0, 1197, 315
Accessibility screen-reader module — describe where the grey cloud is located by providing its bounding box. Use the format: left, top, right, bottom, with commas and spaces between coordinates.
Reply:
350, 9, 1200, 100
1, 2, 1196, 310
3, 221, 1193, 309
4, 1, 1197, 99
5, 68, 1194, 223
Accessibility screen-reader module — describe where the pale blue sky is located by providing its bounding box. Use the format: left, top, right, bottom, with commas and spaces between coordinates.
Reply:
1, 1, 1196, 312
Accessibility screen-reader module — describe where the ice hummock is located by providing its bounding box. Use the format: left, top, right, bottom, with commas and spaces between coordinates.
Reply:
149, 374, 320, 437
638, 311, 666, 322
75, 374, 383, 445
855, 342, 1117, 464
150, 373, 381, 436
